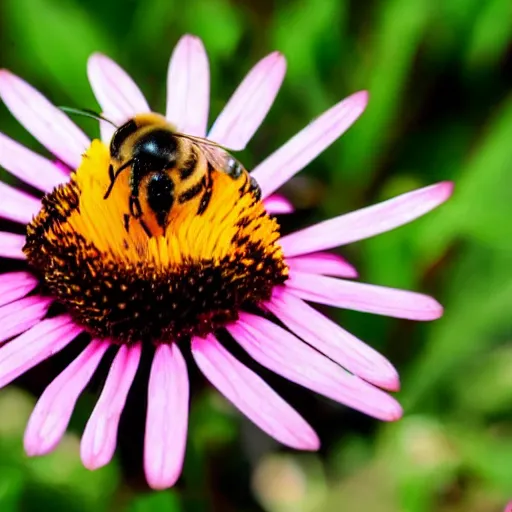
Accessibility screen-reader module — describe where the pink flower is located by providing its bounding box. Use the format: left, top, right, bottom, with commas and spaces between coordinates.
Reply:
0, 34, 452, 489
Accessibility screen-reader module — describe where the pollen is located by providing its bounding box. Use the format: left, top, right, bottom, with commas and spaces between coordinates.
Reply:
24, 140, 288, 344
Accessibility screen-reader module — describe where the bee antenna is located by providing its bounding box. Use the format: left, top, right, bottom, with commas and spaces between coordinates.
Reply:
59, 107, 117, 127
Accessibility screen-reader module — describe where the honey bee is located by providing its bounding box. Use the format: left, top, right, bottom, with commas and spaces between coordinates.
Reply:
101, 113, 259, 233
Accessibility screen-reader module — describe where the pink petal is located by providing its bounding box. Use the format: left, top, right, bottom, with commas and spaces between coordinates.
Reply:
208, 52, 286, 150
0, 315, 81, 389
0, 232, 25, 260
286, 252, 358, 278
266, 289, 399, 391
166, 35, 209, 136
281, 182, 454, 257
264, 194, 294, 215
192, 334, 319, 450
99, 118, 116, 145
0, 181, 41, 224
0, 132, 68, 192
87, 54, 150, 125
24, 340, 108, 456
251, 91, 368, 198
81, 343, 141, 470
229, 314, 402, 421
0, 272, 39, 307
0, 296, 52, 345
0, 70, 90, 169
286, 272, 443, 321
144, 344, 189, 490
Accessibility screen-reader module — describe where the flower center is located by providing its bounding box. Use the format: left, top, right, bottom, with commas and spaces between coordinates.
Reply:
24, 140, 288, 344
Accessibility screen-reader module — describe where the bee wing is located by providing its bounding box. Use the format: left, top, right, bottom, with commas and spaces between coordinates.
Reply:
197, 142, 231, 171
173, 131, 243, 175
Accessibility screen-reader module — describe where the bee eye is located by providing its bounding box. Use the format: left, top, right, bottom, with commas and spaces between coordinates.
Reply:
226, 157, 243, 179
110, 119, 138, 159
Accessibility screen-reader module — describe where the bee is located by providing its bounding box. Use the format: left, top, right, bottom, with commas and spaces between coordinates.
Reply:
100, 113, 259, 233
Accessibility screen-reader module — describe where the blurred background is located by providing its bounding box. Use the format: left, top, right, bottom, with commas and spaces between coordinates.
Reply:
1, 0, 512, 510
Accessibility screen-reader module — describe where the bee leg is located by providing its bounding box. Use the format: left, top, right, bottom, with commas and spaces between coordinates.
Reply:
129, 195, 143, 218
104, 164, 116, 199
104, 160, 134, 200
128, 195, 152, 236
108, 163, 115, 182
123, 214, 130, 233
138, 219, 152, 238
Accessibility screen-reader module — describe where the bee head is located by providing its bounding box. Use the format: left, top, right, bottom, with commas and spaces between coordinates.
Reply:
110, 113, 174, 162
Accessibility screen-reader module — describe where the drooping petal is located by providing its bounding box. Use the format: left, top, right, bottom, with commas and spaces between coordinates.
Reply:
0, 296, 53, 345
87, 54, 150, 125
0, 70, 90, 168
24, 340, 109, 456
99, 118, 116, 145
0, 315, 81, 389
81, 343, 141, 470
251, 91, 368, 198
229, 314, 402, 421
0, 272, 39, 307
266, 289, 399, 391
208, 52, 286, 150
144, 344, 189, 490
281, 182, 454, 257
263, 194, 294, 215
0, 181, 41, 224
192, 334, 319, 450
0, 232, 25, 260
0, 132, 68, 192
166, 35, 209, 136
286, 272, 443, 321
286, 252, 358, 278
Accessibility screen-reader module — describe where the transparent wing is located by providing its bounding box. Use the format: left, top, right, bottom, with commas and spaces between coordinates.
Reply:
198, 142, 231, 171
174, 131, 245, 176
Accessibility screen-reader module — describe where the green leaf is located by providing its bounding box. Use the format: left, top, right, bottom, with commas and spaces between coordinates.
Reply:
453, 425, 512, 493
189, 390, 237, 449
337, 0, 432, 182
129, 0, 176, 56
27, 434, 119, 511
2, 0, 116, 107
402, 246, 512, 409
128, 491, 182, 512
182, 0, 243, 61
272, 0, 347, 115
464, 0, 512, 69
379, 417, 460, 512
452, 346, 512, 416
0, 465, 24, 512
417, 92, 512, 260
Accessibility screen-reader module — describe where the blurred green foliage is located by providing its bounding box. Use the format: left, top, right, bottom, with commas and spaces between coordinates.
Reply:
0, 0, 512, 510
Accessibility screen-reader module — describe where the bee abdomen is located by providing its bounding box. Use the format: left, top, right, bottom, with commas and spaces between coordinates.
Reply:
197, 185, 213, 215
179, 146, 198, 180
178, 176, 206, 204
